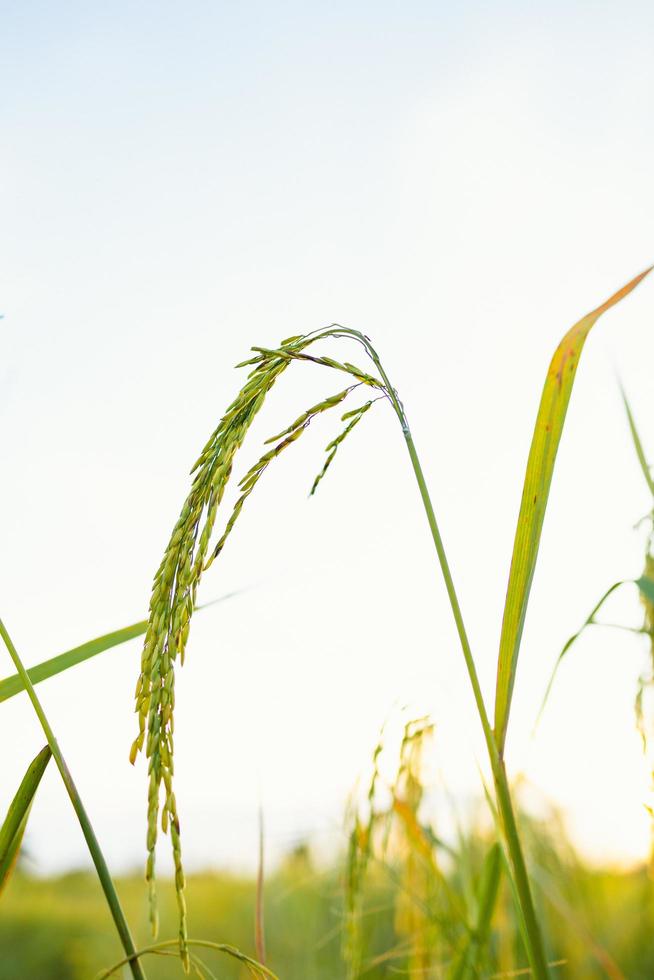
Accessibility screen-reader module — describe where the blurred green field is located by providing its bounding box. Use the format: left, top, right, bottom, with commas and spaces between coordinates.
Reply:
3, 830, 654, 980
0, 854, 367, 980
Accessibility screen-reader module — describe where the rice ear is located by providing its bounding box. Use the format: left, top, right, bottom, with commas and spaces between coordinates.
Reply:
134, 328, 385, 959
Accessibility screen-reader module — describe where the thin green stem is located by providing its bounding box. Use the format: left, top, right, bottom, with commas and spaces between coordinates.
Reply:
619, 381, 654, 498
296, 328, 549, 974
358, 341, 549, 978
0, 617, 147, 980
398, 433, 549, 978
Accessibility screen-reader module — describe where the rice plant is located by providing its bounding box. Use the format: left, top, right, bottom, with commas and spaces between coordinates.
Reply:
2, 267, 651, 977
132, 265, 651, 977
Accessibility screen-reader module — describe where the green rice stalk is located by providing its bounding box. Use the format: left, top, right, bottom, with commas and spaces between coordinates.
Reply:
135, 316, 552, 973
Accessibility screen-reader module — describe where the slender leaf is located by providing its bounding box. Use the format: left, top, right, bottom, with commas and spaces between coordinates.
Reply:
0, 745, 51, 893
534, 581, 629, 732
494, 267, 652, 753
0, 621, 148, 704
620, 383, 654, 497
0, 591, 241, 704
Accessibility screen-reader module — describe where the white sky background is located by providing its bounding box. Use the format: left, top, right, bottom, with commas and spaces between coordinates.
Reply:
2, 1, 654, 879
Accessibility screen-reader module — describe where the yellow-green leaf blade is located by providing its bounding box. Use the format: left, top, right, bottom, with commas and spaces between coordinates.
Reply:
494, 267, 652, 753
0, 745, 52, 894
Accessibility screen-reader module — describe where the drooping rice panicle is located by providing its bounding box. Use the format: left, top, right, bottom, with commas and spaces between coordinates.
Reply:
132, 349, 294, 965
131, 328, 387, 969
205, 386, 359, 569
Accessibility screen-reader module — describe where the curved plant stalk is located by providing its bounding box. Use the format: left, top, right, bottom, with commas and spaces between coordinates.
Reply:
97, 939, 279, 980
344, 329, 547, 976
390, 391, 550, 978
0, 618, 147, 980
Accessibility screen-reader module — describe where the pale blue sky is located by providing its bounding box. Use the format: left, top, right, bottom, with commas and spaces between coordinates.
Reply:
2, 2, 654, 877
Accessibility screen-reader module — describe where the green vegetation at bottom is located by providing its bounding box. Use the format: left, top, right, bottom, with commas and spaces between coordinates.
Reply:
3, 830, 654, 980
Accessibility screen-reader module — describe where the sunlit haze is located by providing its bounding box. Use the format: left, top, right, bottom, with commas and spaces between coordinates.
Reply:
2, 2, 654, 880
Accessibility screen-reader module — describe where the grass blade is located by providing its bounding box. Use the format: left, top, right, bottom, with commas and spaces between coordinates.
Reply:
534, 581, 629, 733
0, 592, 240, 704
620, 383, 654, 497
494, 267, 652, 753
0, 621, 148, 704
0, 745, 51, 894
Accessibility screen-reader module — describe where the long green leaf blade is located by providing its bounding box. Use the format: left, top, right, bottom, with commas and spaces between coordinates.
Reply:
0, 621, 148, 703
0, 745, 51, 893
0, 591, 241, 704
620, 383, 654, 497
494, 267, 652, 753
